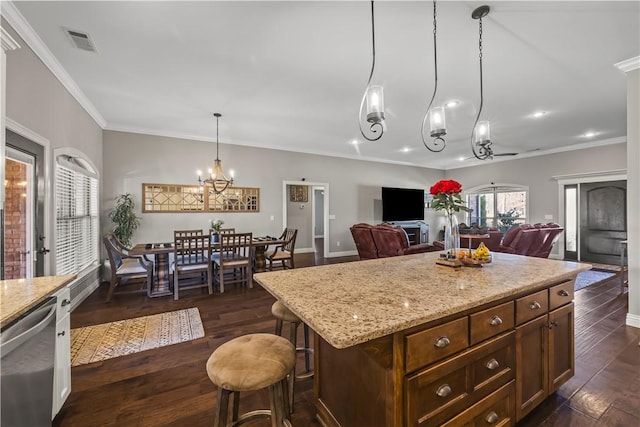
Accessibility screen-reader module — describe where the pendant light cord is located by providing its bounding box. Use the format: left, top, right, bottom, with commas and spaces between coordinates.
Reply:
421, 0, 445, 152
215, 114, 220, 161
358, 0, 383, 141
471, 14, 492, 160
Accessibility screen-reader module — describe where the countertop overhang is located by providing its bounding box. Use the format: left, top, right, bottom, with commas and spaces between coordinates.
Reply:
1, 275, 76, 329
254, 252, 590, 349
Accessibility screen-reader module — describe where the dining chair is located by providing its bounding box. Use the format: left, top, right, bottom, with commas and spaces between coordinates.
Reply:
103, 234, 153, 302
174, 229, 203, 238
266, 228, 297, 271
171, 234, 212, 300
211, 232, 253, 293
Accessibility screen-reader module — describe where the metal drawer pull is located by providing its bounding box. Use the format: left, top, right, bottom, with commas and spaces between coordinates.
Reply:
435, 384, 452, 397
558, 289, 570, 297
57, 331, 66, 337
489, 315, 503, 326
485, 411, 499, 423
529, 301, 541, 310
548, 321, 558, 329
434, 336, 451, 348
485, 358, 500, 370
61, 299, 71, 307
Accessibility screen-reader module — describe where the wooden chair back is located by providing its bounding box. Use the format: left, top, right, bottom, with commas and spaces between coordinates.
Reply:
174, 229, 203, 239
173, 234, 210, 266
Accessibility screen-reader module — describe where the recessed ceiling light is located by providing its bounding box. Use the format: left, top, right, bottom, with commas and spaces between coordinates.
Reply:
445, 101, 459, 108
458, 156, 466, 162
350, 139, 360, 145
583, 131, 597, 138
532, 111, 547, 118
401, 147, 411, 153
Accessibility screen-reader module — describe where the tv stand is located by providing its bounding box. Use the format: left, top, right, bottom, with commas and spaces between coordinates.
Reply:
388, 221, 429, 245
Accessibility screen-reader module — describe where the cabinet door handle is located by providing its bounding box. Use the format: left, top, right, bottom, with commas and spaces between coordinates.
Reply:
489, 315, 503, 326
434, 336, 451, 348
485, 358, 500, 370
558, 289, 570, 297
435, 384, 452, 397
548, 321, 558, 329
57, 331, 66, 336
485, 411, 499, 424
529, 301, 541, 310
61, 299, 71, 307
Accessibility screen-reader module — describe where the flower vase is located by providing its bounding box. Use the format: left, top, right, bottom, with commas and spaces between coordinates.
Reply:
444, 213, 460, 259
211, 233, 219, 244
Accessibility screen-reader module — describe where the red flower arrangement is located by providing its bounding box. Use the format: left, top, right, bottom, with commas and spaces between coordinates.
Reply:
429, 179, 471, 216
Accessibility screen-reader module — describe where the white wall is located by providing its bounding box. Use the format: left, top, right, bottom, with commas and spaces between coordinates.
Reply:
102, 130, 444, 256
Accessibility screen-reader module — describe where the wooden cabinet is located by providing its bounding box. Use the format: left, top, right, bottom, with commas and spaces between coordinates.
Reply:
316, 278, 576, 427
515, 280, 575, 421
52, 286, 71, 419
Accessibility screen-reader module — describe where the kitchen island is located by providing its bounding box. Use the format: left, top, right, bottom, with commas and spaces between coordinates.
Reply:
254, 251, 590, 426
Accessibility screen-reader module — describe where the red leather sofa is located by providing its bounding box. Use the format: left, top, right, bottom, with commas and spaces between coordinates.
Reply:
350, 223, 438, 260
496, 223, 564, 258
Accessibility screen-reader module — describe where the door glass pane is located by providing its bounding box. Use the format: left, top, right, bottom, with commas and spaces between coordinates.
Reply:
3, 156, 33, 279
565, 187, 577, 252
496, 191, 526, 231
468, 193, 494, 227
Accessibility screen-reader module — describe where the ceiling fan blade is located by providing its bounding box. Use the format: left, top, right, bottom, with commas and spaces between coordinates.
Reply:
493, 152, 519, 157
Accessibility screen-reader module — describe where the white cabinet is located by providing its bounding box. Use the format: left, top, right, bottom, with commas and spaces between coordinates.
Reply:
52, 286, 71, 419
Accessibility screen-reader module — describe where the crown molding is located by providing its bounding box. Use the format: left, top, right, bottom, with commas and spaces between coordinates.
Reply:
1, 27, 20, 51
614, 56, 640, 73
1, 1, 106, 128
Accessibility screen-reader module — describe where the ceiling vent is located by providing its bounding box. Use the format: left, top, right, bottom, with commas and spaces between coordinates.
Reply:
64, 28, 97, 52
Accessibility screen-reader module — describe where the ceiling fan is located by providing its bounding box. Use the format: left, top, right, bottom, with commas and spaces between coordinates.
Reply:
462, 147, 539, 161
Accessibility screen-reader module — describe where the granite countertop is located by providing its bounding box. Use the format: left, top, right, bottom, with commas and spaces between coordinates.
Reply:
254, 252, 590, 349
1, 275, 76, 329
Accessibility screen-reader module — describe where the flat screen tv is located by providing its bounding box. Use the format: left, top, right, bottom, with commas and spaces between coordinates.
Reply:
382, 187, 425, 222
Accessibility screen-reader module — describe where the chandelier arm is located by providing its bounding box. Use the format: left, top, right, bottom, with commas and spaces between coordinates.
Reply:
358, 0, 383, 142
421, 0, 445, 153
470, 15, 492, 160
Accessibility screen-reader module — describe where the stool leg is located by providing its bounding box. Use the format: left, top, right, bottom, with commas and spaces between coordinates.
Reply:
288, 322, 299, 414
231, 391, 240, 422
275, 318, 283, 336
303, 323, 311, 373
280, 377, 290, 420
214, 388, 231, 427
268, 382, 283, 427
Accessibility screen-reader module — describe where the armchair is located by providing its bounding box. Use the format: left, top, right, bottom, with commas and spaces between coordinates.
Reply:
529, 223, 564, 258
496, 224, 540, 255
370, 224, 438, 258
103, 234, 153, 302
350, 223, 378, 260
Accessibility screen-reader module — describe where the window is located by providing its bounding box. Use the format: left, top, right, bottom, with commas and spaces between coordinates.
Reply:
466, 185, 527, 232
55, 154, 99, 275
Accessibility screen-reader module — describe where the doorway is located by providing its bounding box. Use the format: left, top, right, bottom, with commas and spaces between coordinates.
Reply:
2, 130, 46, 279
282, 181, 329, 258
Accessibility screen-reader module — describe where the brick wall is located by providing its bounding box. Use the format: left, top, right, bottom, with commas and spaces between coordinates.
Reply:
4, 159, 27, 279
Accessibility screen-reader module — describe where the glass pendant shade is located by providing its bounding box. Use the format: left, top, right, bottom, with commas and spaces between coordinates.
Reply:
429, 106, 446, 138
366, 85, 385, 124
474, 120, 491, 145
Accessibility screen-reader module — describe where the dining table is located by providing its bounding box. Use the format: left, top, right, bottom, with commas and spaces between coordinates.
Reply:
129, 235, 286, 296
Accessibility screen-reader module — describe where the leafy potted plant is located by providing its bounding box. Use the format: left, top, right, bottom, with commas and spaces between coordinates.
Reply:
108, 193, 140, 247
210, 218, 224, 242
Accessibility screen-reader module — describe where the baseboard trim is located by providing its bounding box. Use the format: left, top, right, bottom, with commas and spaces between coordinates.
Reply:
626, 313, 640, 329
326, 250, 358, 258
296, 247, 315, 254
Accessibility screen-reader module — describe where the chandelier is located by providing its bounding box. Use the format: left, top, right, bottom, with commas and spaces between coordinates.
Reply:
421, 0, 447, 152
197, 113, 234, 194
470, 5, 494, 160
358, 0, 385, 141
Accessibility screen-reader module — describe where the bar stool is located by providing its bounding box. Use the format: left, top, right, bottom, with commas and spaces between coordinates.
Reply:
272, 300, 314, 413
206, 333, 295, 427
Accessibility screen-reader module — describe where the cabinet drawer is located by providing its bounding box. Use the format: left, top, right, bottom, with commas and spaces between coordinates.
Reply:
406, 333, 514, 427
54, 286, 71, 320
405, 317, 469, 372
549, 281, 574, 310
441, 381, 515, 427
515, 290, 548, 325
470, 301, 514, 345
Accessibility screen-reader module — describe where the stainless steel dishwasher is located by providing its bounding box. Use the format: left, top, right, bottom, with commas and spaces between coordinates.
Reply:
1, 296, 57, 427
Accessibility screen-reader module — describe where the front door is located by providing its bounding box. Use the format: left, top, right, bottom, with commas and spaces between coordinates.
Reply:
579, 180, 627, 265
2, 130, 46, 279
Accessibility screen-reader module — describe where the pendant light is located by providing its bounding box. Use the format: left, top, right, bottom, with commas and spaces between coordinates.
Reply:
358, 0, 385, 141
421, 0, 447, 152
197, 113, 234, 194
470, 5, 494, 160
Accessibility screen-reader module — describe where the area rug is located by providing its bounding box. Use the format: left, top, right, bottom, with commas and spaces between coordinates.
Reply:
574, 270, 616, 291
70, 307, 204, 367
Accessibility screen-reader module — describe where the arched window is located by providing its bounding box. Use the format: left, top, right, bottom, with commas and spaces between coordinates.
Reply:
465, 184, 528, 232
55, 152, 99, 275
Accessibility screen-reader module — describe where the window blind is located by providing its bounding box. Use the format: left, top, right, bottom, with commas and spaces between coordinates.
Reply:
55, 158, 99, 275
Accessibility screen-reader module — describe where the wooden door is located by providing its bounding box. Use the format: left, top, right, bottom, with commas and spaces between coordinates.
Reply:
579, 181, 626, 264
548, 303, 574, 393
515, 315, 548, 421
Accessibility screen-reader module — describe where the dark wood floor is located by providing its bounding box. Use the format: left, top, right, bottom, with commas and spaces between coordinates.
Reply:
54, 252, 639, 427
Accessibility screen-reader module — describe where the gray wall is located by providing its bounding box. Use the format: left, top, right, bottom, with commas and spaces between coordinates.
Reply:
102, 130, 444, 256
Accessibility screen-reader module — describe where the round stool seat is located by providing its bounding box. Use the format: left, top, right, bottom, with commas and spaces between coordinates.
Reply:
271, 300, 300, 323
207, 333, 295, 392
